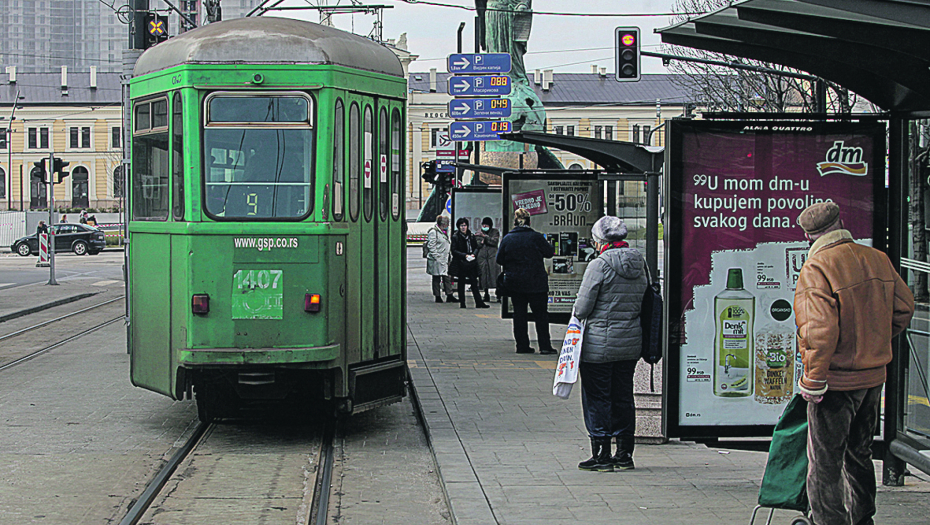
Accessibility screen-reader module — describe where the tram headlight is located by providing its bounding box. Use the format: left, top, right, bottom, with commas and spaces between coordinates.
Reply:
192, 294, 210, 315
305, 293, 322, 313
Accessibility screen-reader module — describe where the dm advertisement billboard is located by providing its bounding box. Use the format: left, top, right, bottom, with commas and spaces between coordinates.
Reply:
503, 172, 602, 319
666, 120, 886, 438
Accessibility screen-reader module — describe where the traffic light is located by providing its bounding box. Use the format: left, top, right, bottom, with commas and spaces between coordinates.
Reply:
52, 156, 70, 184
615, 27, 640, 82
144, 13, 169, 48
31, 159, 47, 184
421, 160, 437, 184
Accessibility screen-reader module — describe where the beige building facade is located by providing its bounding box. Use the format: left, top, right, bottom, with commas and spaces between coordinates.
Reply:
1, 68, 123, 212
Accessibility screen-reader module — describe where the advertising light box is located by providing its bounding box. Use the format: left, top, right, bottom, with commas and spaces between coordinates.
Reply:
503, 172, 603, 321
665, 120, 886, 438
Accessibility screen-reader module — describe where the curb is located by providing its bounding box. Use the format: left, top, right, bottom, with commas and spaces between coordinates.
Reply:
0, 292, 100, 323
406, 329, 498, 525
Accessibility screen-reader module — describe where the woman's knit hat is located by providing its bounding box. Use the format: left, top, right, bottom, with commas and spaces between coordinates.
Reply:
591, 216, 628, 243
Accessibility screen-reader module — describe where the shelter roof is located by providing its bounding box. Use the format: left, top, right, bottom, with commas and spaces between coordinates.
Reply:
657, 0, 930, 116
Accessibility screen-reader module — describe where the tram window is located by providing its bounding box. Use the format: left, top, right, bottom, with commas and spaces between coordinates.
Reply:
209, 96, 309, 123
391, 108, 402, 221
379, 107, 388, 221
171, 91, 184, 220
363, 105, 373, 222
135, 104, 151, 133
132, 132, 170, 221
152, 99, 168, 129
348, 102, 360, 222
333, 99, 345, 222
202, 93, 314, 220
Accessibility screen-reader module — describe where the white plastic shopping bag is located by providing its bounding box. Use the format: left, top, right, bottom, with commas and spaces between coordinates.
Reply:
553, 314, 584, 399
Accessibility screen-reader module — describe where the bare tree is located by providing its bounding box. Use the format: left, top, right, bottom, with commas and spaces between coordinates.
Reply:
667, 0, 858, 114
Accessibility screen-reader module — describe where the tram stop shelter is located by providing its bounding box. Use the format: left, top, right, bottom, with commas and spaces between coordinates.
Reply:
657, 0, 930, 485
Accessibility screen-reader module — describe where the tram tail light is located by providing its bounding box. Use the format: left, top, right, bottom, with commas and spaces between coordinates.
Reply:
192, 294, 210, 315
305, 293, 322, 313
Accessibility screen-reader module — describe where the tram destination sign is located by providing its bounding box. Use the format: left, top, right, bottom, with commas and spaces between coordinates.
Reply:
448, 75, 512, 97
447, 53, 512, 74
450, 120, 511, 141
448, 98, 512, 119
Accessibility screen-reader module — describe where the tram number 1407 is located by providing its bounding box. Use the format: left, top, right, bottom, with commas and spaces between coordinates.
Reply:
235, 269, 283, 290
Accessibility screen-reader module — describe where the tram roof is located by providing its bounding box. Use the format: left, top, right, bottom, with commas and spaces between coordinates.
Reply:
134, 17, 404, 78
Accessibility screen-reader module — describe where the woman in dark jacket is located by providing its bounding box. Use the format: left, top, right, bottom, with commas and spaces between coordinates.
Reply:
572, 216, 648, 472
496, 208, 556, 354
474, 217, 501, 303
450, 217, 490, 309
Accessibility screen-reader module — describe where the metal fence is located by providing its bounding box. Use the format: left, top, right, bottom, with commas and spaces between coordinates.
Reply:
0, 211, 26, 249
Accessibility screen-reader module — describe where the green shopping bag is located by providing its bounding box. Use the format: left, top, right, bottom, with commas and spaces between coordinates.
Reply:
758, 395, 809, 511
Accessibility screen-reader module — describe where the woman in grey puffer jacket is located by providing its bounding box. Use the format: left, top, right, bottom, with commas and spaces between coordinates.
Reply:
573, 216, 647, 473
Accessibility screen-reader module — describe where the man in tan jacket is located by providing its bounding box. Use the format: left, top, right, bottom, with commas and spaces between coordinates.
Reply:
794, 202, 914, 525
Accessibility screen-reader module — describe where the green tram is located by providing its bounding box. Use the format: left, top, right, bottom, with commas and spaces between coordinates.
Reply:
127, 17, 407, 421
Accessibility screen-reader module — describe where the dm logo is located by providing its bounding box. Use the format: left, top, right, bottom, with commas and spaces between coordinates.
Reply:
816, 140, 868, 177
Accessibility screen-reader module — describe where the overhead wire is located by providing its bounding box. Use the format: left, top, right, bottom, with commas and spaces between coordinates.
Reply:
393, 0, 704, 17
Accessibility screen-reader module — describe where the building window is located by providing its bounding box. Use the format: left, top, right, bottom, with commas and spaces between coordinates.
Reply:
70, 126, 92, 148
430, 127, 449, 150
605, 126, 613, 141
594, 126, 602, 139
554, 126, 563, 135
0, 167, 5, 199
111, 127, 121, 149
567, 126, 575, 136
28, 127, 50, 149
0, 131, 7, 149
113, 166, 124, 198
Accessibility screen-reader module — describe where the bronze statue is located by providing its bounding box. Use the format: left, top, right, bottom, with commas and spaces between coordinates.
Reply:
475, 0, 553, 159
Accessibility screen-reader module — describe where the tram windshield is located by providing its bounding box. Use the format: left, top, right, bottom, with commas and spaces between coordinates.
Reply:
203, 94, 313, 219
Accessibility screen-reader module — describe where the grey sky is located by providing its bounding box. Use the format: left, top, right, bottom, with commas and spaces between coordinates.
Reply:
275, 0, 688, 74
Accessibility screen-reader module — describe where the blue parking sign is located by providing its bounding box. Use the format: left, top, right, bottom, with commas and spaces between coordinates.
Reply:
447, 53, 512, 74
448, 75, 511, 96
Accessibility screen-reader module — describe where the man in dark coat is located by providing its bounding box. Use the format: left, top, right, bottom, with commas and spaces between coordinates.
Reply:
497, 208, 555, 354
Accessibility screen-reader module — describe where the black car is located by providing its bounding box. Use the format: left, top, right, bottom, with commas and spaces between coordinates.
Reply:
11, 223, 107, 256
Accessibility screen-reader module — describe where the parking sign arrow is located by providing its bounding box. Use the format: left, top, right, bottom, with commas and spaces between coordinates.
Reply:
453, 57, 470, 69
453, 78, 471, 92
454, 103, 471, 114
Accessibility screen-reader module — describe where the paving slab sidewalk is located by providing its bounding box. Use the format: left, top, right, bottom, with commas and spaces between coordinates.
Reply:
404, 250, 930, 525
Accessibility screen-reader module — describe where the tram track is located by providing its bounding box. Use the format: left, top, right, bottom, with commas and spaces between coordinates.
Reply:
118, 416, 339, 525
0, 297, 126, 372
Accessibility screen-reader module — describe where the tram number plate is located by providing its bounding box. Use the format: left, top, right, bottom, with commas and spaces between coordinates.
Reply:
232, 269, 284, 319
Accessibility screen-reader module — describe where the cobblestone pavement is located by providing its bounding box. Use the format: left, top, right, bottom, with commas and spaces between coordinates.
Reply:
404, 248, 930, 525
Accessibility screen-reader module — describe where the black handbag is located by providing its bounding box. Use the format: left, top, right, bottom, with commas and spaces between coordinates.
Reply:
496, 272, 508, 296
639, 259, 663, 390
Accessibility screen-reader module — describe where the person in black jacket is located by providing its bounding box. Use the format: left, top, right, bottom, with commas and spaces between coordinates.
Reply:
496, 208, 556, 354
450, 217, 490, 309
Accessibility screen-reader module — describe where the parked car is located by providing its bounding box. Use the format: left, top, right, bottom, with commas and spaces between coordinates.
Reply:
11, 223, 107, 256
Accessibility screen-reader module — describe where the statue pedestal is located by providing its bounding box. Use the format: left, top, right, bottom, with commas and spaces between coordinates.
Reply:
469, 148, 538, 186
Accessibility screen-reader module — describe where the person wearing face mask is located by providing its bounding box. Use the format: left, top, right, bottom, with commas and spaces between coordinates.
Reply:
450, 217, 491, 309
474, 217, 501, 303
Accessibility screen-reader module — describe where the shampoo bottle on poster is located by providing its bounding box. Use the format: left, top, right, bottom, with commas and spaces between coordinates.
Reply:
713, 268, 754, 397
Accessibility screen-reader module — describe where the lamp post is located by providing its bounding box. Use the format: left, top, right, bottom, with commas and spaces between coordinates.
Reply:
2, 89, 25, 210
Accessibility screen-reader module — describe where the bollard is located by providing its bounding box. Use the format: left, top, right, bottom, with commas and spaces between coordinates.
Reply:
36, 232, 50, 267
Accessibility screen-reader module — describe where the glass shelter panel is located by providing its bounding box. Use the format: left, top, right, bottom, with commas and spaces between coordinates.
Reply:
905, 239, 930, 443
